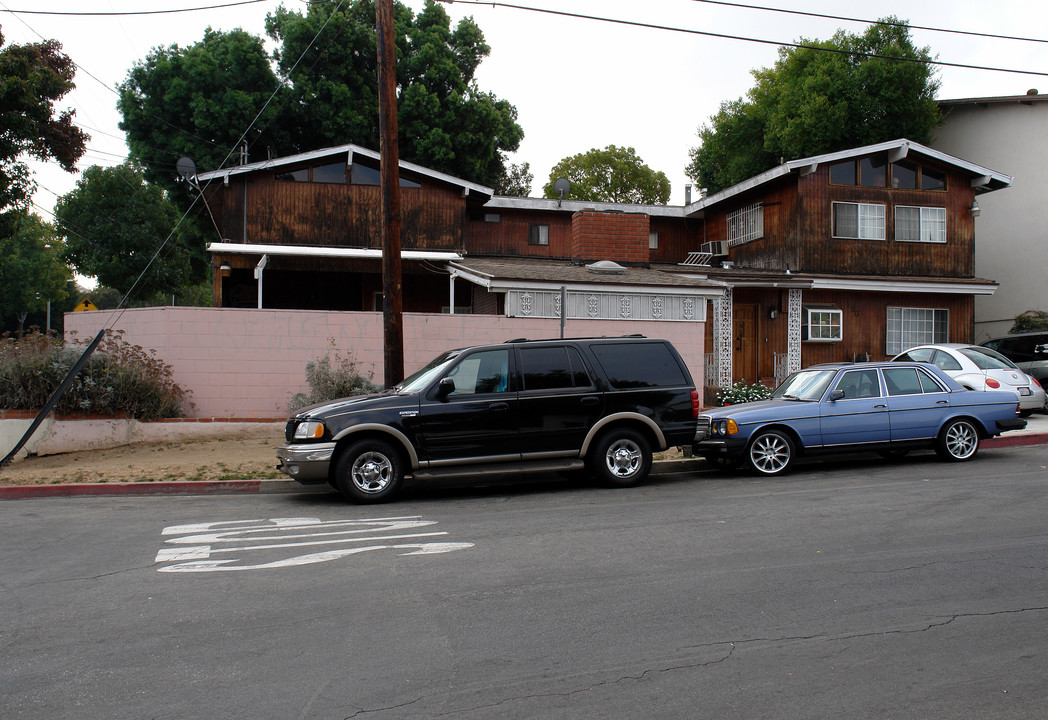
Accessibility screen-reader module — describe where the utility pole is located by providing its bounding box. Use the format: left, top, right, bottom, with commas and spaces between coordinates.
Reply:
375, 0, 404, 386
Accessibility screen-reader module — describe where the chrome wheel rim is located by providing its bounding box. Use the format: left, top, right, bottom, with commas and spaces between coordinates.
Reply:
945, 422, 978, 459
750, 434, 790, 474
605, 439, 642, 478
352, 451, 393, 494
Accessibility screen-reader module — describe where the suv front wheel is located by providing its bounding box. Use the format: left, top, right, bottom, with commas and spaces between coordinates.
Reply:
335, 438, 405, 503
589, 428, 652, 487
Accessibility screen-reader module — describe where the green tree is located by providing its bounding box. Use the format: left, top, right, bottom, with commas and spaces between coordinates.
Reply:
494, 161, 533, 197
0, 28, 88, 212
543, 146, 671, 205
267, 0, 522, 187
687, 18, 940, 193
0, 210, 73, 334
117, 27, 282, 193
54, 163, 191, 297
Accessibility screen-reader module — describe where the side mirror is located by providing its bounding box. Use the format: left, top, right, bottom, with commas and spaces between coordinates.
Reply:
436, 377, 455, 398
829, 389, 845, 401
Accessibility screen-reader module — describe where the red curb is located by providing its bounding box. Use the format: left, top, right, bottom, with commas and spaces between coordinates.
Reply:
0, 480, 263, 500
983, 433, 1048, 449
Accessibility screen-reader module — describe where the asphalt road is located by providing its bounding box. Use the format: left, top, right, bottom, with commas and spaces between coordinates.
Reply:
3, 445, 1047, 720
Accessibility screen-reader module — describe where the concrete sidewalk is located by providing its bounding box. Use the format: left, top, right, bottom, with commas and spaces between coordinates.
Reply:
3, 415, 1045, 500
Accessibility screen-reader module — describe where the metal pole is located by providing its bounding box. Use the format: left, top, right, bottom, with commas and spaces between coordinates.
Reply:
376, 0, 404, 386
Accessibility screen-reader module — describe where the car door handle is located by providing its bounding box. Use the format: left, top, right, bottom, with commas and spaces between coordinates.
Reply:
936, 400, 949, 404
874, 404, 887, 408
488, 402, 509, 412
581, 396, 600, 406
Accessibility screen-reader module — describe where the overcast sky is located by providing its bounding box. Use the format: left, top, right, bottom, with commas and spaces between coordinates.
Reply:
6, 0, 1047, 216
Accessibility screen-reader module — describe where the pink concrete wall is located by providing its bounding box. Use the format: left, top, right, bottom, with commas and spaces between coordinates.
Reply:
65, 308, 706, 418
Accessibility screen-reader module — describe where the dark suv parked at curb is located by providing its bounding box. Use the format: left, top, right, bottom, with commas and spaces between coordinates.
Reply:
981, 331, 1048, 388
277, 336, 699, 503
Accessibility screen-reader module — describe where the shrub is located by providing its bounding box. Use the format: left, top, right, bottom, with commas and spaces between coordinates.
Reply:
0, 329, 188, 419
288, 341, 380, 413
1010, 310, 1048, 334
716, 380, 772, 406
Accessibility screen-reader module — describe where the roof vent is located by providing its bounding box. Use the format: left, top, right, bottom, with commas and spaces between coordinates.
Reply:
586, 260, 627, 275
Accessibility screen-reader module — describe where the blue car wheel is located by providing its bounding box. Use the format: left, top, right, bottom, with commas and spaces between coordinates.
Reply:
746, 429, 794, 476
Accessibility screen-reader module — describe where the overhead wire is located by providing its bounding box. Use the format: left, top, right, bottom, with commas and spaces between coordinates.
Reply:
435, 0, 1048, 79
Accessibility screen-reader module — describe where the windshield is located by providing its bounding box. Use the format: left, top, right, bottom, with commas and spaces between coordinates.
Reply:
771, 369, 838, 401
394, 349, 462, 393
959, 346, 1019, 371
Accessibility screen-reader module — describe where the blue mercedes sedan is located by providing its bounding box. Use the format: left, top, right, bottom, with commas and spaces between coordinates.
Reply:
693, 362, 1026, 476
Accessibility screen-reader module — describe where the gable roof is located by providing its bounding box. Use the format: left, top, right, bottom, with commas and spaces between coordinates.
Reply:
684, 138, 1013, 218
196, 143, 494, 199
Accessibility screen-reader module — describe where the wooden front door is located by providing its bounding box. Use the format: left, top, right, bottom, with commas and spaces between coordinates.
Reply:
733, 304, 757, 383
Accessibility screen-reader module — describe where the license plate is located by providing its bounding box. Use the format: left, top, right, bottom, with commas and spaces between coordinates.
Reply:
1019, 387, 1032, 396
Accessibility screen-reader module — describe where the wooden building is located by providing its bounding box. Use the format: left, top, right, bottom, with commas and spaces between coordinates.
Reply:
196, 138, 1011, 389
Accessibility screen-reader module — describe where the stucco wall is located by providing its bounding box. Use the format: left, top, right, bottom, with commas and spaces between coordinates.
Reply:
64, 308, 706, 418
932, 100, 1047, 341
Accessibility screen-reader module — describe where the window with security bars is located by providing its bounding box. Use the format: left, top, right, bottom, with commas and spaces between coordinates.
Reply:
726, 203, 763, 246
895, 206, 946, 243
833, 202, 885, 240
886, 307, 948, 355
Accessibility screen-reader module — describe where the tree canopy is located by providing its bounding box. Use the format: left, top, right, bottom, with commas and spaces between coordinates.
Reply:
543, 146, 671, 205
687, 18, 940, 194
0, 210, 72, 333
0, 28, 87, 212
54, 163, 190, 297
118, 0, 522, 192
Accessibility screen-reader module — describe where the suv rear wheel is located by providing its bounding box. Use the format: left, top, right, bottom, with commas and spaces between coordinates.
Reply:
335, 438, 404, 503
590, 429, 652, 487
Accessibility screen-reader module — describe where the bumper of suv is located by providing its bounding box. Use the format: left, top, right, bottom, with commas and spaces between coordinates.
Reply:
276, 442, 336, 484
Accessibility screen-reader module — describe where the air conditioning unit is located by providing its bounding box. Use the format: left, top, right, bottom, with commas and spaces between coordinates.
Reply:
700, 240, 728, 256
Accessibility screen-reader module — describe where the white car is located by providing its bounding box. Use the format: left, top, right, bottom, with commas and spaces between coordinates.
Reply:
892, 343, 1046, 416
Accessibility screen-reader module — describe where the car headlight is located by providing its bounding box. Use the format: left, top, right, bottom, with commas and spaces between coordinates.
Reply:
712, 419, 739, 436
293, 420, 326, 440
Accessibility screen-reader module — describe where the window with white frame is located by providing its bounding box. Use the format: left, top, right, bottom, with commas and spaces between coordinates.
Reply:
528, 224, 549, 246
832, 202, 885, 240
649, 230, 659, 249
886, 307, 948, 354
726, 203, 763, 246
895, 206, 946, 243
803, 307, 843, 342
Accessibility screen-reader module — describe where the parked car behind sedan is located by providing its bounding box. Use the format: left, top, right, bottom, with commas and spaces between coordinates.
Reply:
981, 331, 1048, 387
891, 343, 1046, 416
693, 361, 1025, 476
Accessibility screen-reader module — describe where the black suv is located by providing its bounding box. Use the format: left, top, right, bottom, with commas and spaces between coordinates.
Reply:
277, 336, 699, 502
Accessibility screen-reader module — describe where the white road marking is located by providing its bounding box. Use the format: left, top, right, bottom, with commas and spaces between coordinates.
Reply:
155, 516, 472, 573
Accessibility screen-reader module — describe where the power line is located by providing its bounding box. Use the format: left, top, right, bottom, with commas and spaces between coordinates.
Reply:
437, 1, 1048, 79
0, 0, 273, 17
688, 0, 1048, 45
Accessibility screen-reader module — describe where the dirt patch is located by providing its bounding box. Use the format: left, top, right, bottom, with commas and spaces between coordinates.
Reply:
0, 425, 286, 486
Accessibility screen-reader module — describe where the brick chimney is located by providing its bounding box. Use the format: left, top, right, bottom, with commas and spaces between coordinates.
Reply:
571, 211, 650, 265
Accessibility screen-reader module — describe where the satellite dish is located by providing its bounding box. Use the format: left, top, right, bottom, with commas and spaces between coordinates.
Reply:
553, 177, 570, 206
176, 157, 198, 185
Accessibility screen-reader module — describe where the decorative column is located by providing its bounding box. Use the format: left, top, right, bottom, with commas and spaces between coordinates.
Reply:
787, 288, 803, 374
713, 287, 733, 388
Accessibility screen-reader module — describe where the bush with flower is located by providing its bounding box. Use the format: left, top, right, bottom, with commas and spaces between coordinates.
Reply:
715, 380, 773, 406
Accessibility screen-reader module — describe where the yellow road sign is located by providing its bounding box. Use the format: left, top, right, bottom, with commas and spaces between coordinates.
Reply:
73, 298, 98, 312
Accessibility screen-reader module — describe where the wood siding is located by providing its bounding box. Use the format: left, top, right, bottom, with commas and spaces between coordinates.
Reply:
212, 170, 469, 251
712, 157, 978, 278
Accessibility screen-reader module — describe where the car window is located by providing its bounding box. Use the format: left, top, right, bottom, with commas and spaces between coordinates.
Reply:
590, 342, 687, 388
959, 346, 1018, 370
882, 367, 924, 396
772, 369, 837, 400
917, 368, 947, 393
931, 350, 962, 371
833, 369, 881, 399
519, 346, 592, 391
446, 349, 510, 395
895, 348, 933, 363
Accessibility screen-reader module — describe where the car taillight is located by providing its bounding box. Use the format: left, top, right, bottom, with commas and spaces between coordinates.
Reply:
1032, 377, 1043, 389
985, 378, 1001, 388
691, 390, 700, 418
